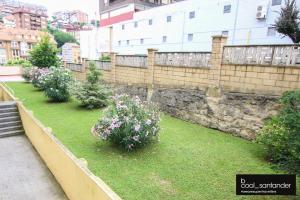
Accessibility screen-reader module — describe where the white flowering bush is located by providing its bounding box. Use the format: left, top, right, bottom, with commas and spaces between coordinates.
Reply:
22, 67, 36, 82
92, 94, 160, 151
43, 67, 73, 102
31, 68, 50, 90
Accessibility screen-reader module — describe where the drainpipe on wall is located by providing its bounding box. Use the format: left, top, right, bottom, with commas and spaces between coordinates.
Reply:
181, 11, 186, 51
232, 0, 240, 45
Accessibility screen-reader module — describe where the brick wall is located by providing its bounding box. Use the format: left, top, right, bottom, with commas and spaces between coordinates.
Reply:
68, 36, 300, 139
220, 65, 300, 95
72, 36, 300, 95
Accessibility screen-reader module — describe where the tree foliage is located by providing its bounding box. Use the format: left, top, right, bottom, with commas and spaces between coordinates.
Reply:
29, 35, 60, 68
275, 0, 300, 43
47, 25, 78, 48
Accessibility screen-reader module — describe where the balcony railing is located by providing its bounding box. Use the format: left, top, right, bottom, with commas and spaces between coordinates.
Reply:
222, 45, 300, 66
154, 52, 211, 68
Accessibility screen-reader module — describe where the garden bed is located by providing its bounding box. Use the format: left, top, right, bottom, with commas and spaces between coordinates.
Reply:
7, 82, 299, 200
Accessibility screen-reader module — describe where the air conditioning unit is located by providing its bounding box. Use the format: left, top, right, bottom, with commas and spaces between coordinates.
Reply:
256, 4, 268, 19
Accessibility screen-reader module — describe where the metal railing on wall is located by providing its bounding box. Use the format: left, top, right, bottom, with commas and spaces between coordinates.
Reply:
66, 63, 84, 72
116, 55, 148, 68
154, 52, 211, 68
93, 60, 112, 71
222, 45, 300, 66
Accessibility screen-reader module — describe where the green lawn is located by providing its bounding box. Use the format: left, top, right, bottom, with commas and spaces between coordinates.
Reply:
7, 82, 299, 200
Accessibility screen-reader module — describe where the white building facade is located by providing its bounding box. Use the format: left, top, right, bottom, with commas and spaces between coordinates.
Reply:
110, 0, 300, 54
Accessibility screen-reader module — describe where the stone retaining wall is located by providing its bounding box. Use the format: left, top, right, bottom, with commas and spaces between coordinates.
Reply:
70, 36, 300, 139
114, 84, 279, 139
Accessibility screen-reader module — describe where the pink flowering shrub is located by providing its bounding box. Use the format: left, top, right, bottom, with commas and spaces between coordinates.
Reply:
31, 68, 50, 90
22, 66, 38, 82
92, 94, 160, 151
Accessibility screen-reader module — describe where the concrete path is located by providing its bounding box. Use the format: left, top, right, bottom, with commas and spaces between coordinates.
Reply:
0, 135, 67, 200
0, 75, 24, 82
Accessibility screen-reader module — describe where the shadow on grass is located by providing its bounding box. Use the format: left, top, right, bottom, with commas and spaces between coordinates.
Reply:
94, 139, 160, 158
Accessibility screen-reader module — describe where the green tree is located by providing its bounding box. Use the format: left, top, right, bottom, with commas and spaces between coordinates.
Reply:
29, 35, 60, 68
46, 25, 78, 48
275, 0, 300, 43
53, 30, 78, 48
73, 62, 111, 109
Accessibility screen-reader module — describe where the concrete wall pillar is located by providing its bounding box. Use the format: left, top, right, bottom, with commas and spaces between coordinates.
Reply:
146, 48, 158, 101
110, 52, 118, 84
209, 35, 228, 88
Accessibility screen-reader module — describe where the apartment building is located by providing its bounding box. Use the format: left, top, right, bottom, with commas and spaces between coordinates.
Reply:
53, 10, 89, 25
13, 7, 47, 30
90, 0, 300, 55
61, 42, 81, 63
0, 28, 50, 64
99, 0, 180, 27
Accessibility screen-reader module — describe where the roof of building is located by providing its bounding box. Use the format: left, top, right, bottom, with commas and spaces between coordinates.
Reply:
62, 42, 80, 48
0, 28, 52, 43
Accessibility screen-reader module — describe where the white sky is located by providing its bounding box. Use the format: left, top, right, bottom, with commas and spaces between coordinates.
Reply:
22, 0, 99, 20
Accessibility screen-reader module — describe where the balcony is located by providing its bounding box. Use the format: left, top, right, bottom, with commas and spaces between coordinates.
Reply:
100, 0, 162, 13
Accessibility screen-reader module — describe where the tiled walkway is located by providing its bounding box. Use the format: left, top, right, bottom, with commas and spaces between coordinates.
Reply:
0, 135, 67, 200
0, 75, 24, 82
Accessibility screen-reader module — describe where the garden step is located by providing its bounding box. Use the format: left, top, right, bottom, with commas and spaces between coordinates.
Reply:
0, 116, 20, 123
0, 107, 18, 113
0, 121, 22, 128
0, 125, 23, 134
0, 102, 17, 109
0, 112, 19, 118
0, 129, 24, 138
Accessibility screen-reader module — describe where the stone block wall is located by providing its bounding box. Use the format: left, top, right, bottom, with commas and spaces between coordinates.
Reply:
220, 64, 300, 95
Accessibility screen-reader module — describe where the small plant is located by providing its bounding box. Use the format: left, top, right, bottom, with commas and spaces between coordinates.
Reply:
257, 90, 300, 173
73, 62, 111, 109
43, 67, 73, 102
31, 68, 50, 90
99, 55, 110, 61
92, 94, 160, 151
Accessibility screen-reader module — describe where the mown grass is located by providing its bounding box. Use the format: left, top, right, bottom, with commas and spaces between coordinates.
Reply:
7, 82, 299, 200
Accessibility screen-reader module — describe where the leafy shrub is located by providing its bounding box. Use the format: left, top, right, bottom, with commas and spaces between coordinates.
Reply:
7, 59, 32, 68
257, 90, 300, 173
43, 67, 73, 102
92, 94, 160, 151
73, 62, 111, 109
31, 68, 50, 90
22, 67, 36, 82
29, 35, 60, 68
99, 55, 110, 61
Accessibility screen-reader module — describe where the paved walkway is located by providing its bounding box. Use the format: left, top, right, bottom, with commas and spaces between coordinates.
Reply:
0, 75, 24, 82
0, 135, 67, 200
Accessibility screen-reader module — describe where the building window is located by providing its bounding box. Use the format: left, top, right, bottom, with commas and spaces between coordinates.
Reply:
223, 5, 231, 13
167, 16, 172, 22
140, 38, 144, 44
267, 27, 277, 36
189, 11, 195, 19
272, 0, 282, 6
127, 40, 130, 45
11, 41, 18, 48
149, 19, 153, 25
188, 33, 193, 41
162, 36, 167, 43
122, 24, 125, 30
118, 41, 121, 46
134, 21, 138, 28
222, 31, 229, 36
